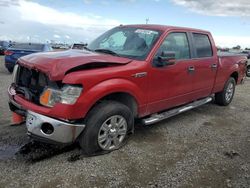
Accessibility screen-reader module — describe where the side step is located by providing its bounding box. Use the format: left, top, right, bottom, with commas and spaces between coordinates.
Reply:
142, 97, 213, 125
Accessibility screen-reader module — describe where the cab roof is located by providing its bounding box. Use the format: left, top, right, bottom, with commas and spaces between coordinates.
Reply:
121, 24, 210, 34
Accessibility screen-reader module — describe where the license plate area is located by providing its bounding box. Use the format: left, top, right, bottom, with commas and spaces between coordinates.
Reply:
26, 113, 36, 127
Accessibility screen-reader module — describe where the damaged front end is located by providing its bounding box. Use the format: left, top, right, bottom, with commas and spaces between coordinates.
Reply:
8, 64, 85, 144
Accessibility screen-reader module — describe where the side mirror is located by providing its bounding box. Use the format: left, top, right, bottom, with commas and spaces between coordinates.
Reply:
155, 51, 176, 67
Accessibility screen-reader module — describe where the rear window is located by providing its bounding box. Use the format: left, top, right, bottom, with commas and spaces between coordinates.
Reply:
10, 43, 44, 51
193, 33, 213, 58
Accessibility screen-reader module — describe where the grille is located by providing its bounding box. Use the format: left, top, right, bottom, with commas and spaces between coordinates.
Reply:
15, 65, 61, 105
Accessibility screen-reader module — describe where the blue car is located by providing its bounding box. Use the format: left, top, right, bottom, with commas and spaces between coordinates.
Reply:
4, 43, 52, 73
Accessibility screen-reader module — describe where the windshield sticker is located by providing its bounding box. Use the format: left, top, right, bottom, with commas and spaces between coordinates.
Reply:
135, 29, 158, 35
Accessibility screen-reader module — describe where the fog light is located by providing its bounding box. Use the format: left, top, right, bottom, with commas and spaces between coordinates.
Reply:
41, 123, 54, 135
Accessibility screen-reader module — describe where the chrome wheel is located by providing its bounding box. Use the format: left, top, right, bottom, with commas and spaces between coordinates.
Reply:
98, 115, 127, 151
247, 67, 250, 77
225, 82, 234, 102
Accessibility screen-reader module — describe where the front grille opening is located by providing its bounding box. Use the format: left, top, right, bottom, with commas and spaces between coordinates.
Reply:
15, 65, 62, 105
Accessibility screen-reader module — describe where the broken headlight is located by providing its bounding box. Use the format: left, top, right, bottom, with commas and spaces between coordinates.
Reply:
39, 85, 82, 107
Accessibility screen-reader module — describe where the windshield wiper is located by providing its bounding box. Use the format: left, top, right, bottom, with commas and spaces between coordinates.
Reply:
94, 49, 119, 56
83, 46, 92, 51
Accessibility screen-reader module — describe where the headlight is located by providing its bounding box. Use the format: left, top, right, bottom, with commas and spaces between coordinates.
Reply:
60, 85, 82, 104
39, 85, 82, 107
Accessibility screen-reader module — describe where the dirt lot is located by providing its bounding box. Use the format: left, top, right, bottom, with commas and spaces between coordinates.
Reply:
0, 55, 249, 188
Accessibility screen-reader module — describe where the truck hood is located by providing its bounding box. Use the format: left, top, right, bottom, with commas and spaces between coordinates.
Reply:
18, 49, 132, 80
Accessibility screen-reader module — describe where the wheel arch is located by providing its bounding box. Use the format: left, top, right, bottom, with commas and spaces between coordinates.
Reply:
88, 92, 139, 118
230, 71, 239, 83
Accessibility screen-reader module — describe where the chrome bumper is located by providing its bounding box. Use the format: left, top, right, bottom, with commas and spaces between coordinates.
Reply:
26, 111, 85, 144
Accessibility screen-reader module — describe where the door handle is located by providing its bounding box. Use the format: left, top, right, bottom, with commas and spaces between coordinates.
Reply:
188, 66, 195, 73
211, 63, 217, 69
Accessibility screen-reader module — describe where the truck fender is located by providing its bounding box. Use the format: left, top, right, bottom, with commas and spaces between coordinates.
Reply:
77, 78, 145, 118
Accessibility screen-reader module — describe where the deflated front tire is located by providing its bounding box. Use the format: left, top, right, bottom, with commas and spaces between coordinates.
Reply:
79, 101, 134, 155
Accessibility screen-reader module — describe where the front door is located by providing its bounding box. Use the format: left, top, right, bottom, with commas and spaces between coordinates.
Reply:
147, 32, 195, 114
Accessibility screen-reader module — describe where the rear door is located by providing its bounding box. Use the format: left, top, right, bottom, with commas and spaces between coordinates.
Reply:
188, 33, 218, 100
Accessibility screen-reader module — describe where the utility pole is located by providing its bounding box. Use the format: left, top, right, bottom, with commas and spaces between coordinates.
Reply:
146, 18, 149, 24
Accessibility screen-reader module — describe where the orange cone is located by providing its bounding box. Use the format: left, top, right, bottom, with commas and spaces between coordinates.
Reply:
12, 112, 24, 125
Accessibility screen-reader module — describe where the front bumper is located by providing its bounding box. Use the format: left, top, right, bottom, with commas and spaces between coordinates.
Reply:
9, 87, 86, 144
26, 111, 85, 144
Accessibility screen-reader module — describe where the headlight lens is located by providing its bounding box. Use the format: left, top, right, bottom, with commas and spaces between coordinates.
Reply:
39, 85, 82, 107
61, 85, 82, 104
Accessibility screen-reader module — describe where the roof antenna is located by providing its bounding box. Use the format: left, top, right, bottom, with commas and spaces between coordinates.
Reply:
146, 18, 149, 24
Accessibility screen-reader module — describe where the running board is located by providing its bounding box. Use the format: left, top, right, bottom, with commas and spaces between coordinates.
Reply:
142, 97, 213, 125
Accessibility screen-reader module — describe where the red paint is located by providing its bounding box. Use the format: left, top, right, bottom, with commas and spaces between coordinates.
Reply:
9, 25, 247, 120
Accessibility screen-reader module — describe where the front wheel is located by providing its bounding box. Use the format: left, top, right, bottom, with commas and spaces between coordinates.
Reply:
7, 68, 13, 73
215, 77, 236, 106
79, 101, 133, 155
246, 66, 250, 77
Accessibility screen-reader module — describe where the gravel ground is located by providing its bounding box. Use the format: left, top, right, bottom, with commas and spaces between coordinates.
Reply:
0, 55, 249, 188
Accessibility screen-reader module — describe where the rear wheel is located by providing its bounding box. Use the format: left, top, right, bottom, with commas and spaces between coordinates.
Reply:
246, 66, 250, 77
215, 77, 236, 106
79, 101, 133, 155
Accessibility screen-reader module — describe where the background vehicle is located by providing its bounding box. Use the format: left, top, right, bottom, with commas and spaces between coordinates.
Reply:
241, 50, 250, 77
4, 43, 52, 73
241, 50, 250, 59
8, 25, 247, 155
71, 43, 87, 50
0, 41, 11, 55
246, 60, 250, 77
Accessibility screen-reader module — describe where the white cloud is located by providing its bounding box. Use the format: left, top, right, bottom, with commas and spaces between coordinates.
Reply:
0, 0, 19, 7
53, 34, 61, 39
18, 0, 120, 28
172, 0, 250, 17
0, 0, 121, 43
65, 35, 71, 39
214, 35, 250, 48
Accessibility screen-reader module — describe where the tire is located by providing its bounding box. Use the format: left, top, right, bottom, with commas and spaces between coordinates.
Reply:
79, 101, 134, 155
247, 66, 250, 77
7, 68, 13, 73
215, 77, 236, 106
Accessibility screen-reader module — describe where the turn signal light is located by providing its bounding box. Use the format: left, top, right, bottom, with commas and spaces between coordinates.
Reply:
40, 89, 52, 106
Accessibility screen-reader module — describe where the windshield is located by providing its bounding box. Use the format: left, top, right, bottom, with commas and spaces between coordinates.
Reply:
10, 43, 44, 51
88, 27, 161, 60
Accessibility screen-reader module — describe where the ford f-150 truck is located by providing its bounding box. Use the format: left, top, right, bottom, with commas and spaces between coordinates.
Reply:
8, 25, 247, 155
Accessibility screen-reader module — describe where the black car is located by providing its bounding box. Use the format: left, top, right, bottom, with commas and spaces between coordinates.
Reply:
71, 43, 87, 50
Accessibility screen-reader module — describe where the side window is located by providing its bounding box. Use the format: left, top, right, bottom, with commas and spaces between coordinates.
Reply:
100, 31, 126, 50
156, 32, 190, 60
193, 33, 213, 58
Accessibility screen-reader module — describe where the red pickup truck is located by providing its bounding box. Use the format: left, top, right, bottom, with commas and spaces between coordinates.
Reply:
8, 25, 247, 154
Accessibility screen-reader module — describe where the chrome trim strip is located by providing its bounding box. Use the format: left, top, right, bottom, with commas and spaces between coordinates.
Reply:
143, 97, 213, 125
